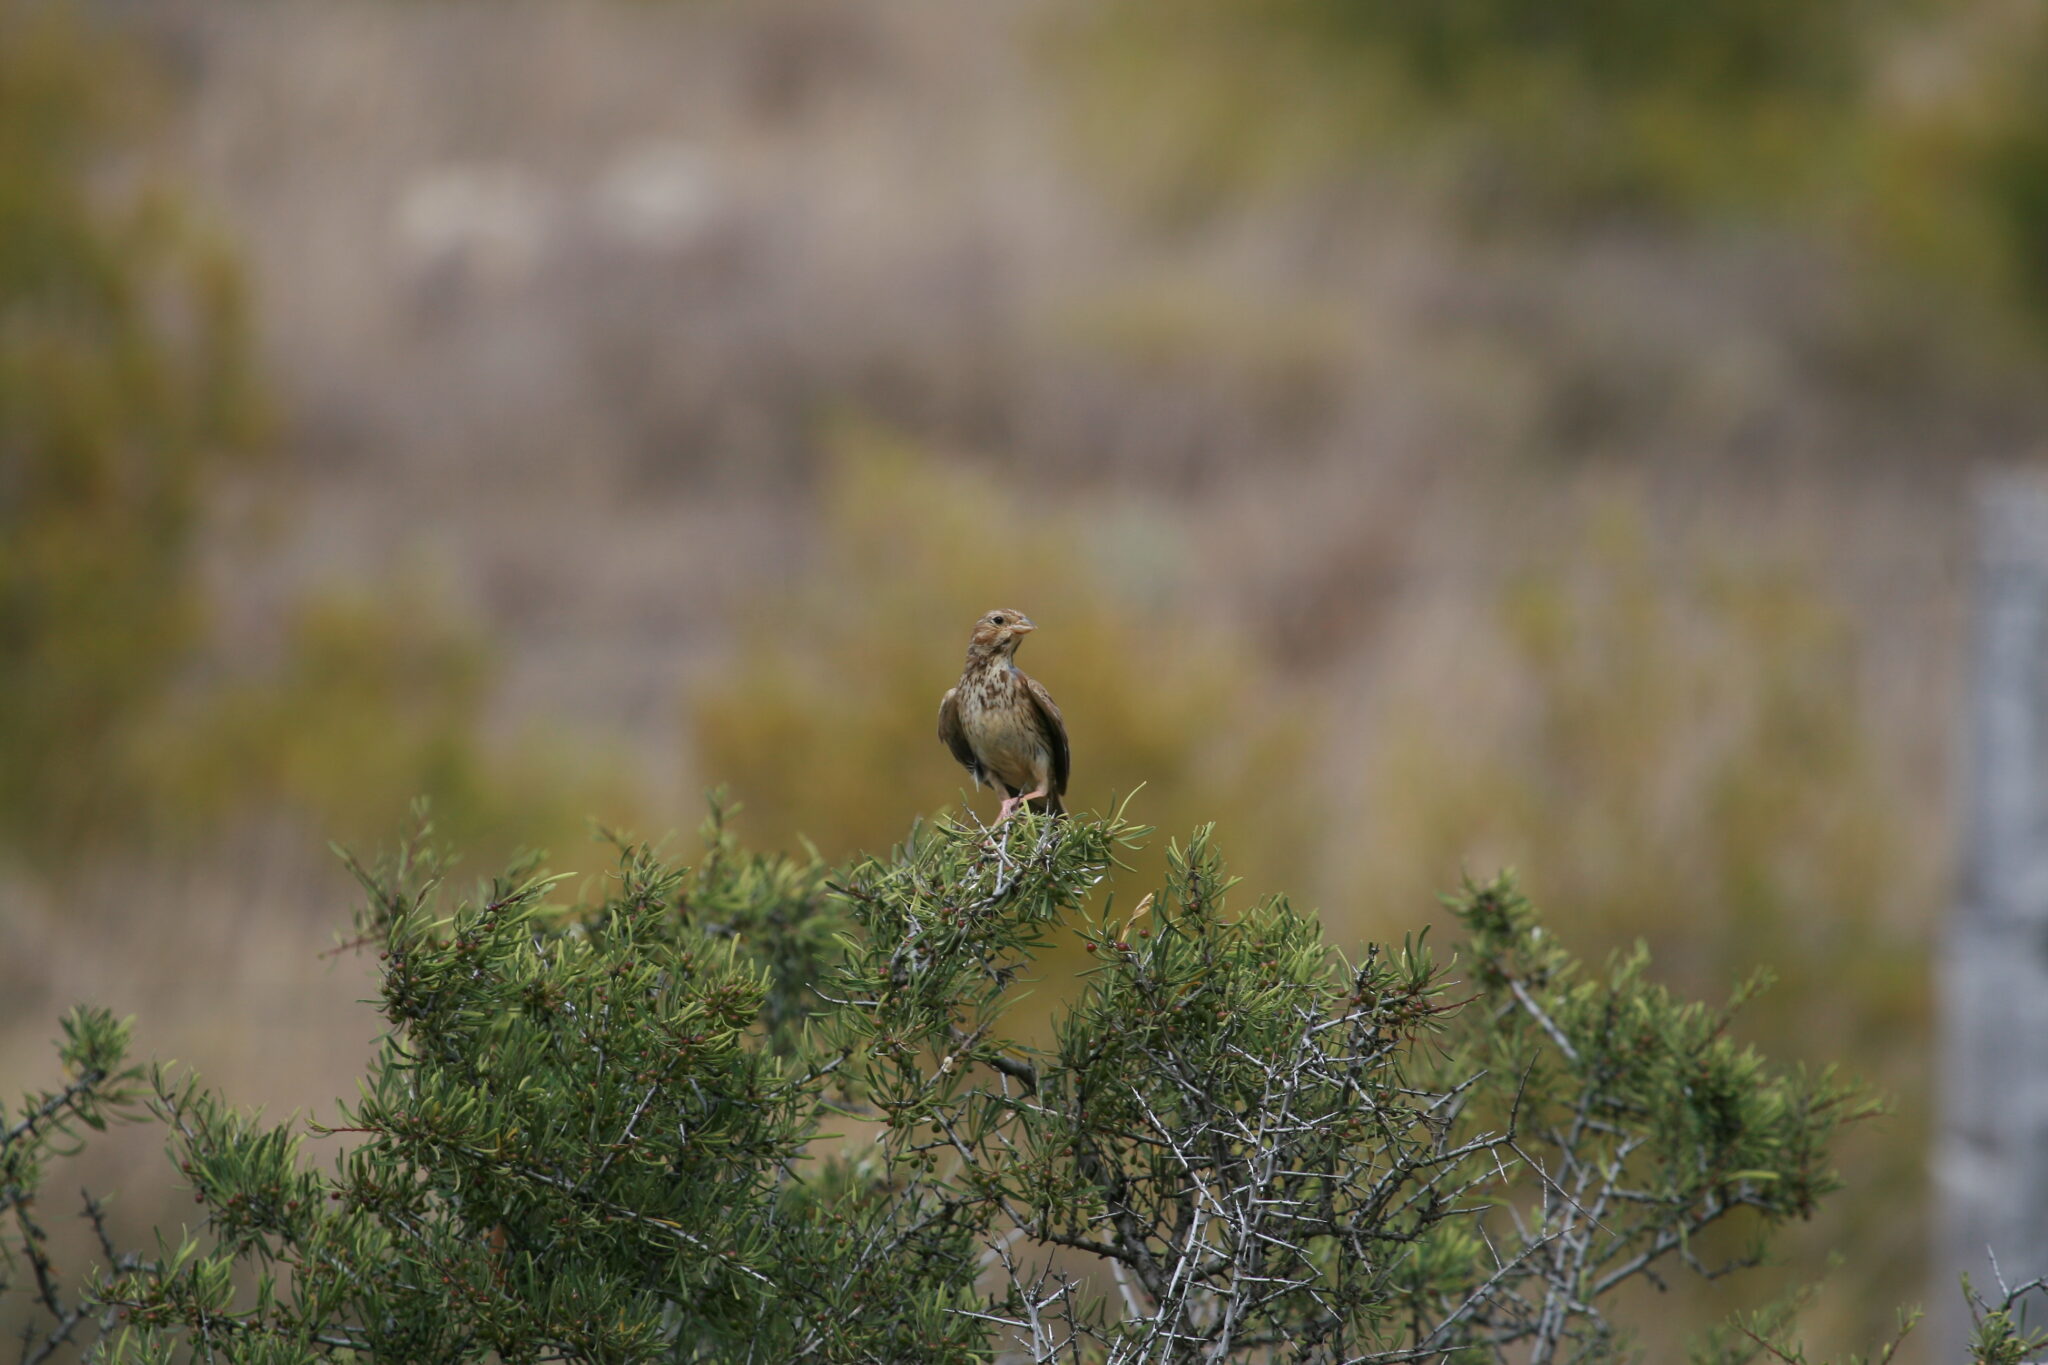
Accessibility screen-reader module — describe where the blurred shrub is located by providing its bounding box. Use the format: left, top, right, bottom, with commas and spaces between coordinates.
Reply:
1362, 507, 1928, 1353
0, 0, 266, 860
1973, 29, 2048, 326
1074, 0, 2048, 345
0, 0, 639, 885
1315, 0, 1861, 103
1074, 0, 1881, 220
143, 585, 635, 870
689, 425, 1320, 901
1278, 0, 1871, 213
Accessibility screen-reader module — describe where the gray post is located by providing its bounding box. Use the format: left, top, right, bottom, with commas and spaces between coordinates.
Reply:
1939, 472, 2048, 1324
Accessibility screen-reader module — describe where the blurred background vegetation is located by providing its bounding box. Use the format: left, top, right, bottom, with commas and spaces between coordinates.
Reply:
5, 0, 2046, 1355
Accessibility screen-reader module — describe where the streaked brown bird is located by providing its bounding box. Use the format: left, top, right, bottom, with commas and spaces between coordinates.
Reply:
937, 609, 1069, 821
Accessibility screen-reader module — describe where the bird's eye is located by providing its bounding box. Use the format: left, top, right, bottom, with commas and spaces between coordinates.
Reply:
989, 614, 1006, 626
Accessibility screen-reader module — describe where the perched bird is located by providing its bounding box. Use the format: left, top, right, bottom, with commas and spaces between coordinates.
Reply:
937, 609, 1069, 821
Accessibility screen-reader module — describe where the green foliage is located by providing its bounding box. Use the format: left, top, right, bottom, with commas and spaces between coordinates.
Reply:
1960, 1271, 2048, 1365
1366, 514, 1929, 1347
0, 0, 266, 861
1, 1006, 150, 1359
3, 811, 1947, 1362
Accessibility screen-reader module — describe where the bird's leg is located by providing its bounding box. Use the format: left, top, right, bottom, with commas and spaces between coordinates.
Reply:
1012, 787, 1049, 814
995, 793, 1022, 822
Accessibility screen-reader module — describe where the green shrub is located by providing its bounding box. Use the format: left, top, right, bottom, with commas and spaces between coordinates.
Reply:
1361, 512, 1930, 1352
4, 810, 1969, 1362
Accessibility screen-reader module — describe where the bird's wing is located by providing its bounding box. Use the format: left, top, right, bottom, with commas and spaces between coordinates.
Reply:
937, 687, 979, 777
1022, 674, 1070, 797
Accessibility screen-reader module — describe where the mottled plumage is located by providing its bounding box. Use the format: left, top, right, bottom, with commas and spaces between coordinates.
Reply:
937, 609, 1068, 820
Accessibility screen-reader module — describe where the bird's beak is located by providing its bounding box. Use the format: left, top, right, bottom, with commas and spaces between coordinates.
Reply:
1013, 618, 1036, 634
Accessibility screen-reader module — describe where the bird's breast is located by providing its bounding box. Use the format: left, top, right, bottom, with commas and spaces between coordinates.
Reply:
958, 666, 1046, 782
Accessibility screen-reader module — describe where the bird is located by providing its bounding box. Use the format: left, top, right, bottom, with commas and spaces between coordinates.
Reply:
937, 609, 1069, 821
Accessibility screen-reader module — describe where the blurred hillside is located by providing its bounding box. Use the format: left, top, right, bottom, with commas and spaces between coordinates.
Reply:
6, 0, 2048, 1356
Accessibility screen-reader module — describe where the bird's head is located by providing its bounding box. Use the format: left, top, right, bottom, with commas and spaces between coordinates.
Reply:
968, 608, 1036, 659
